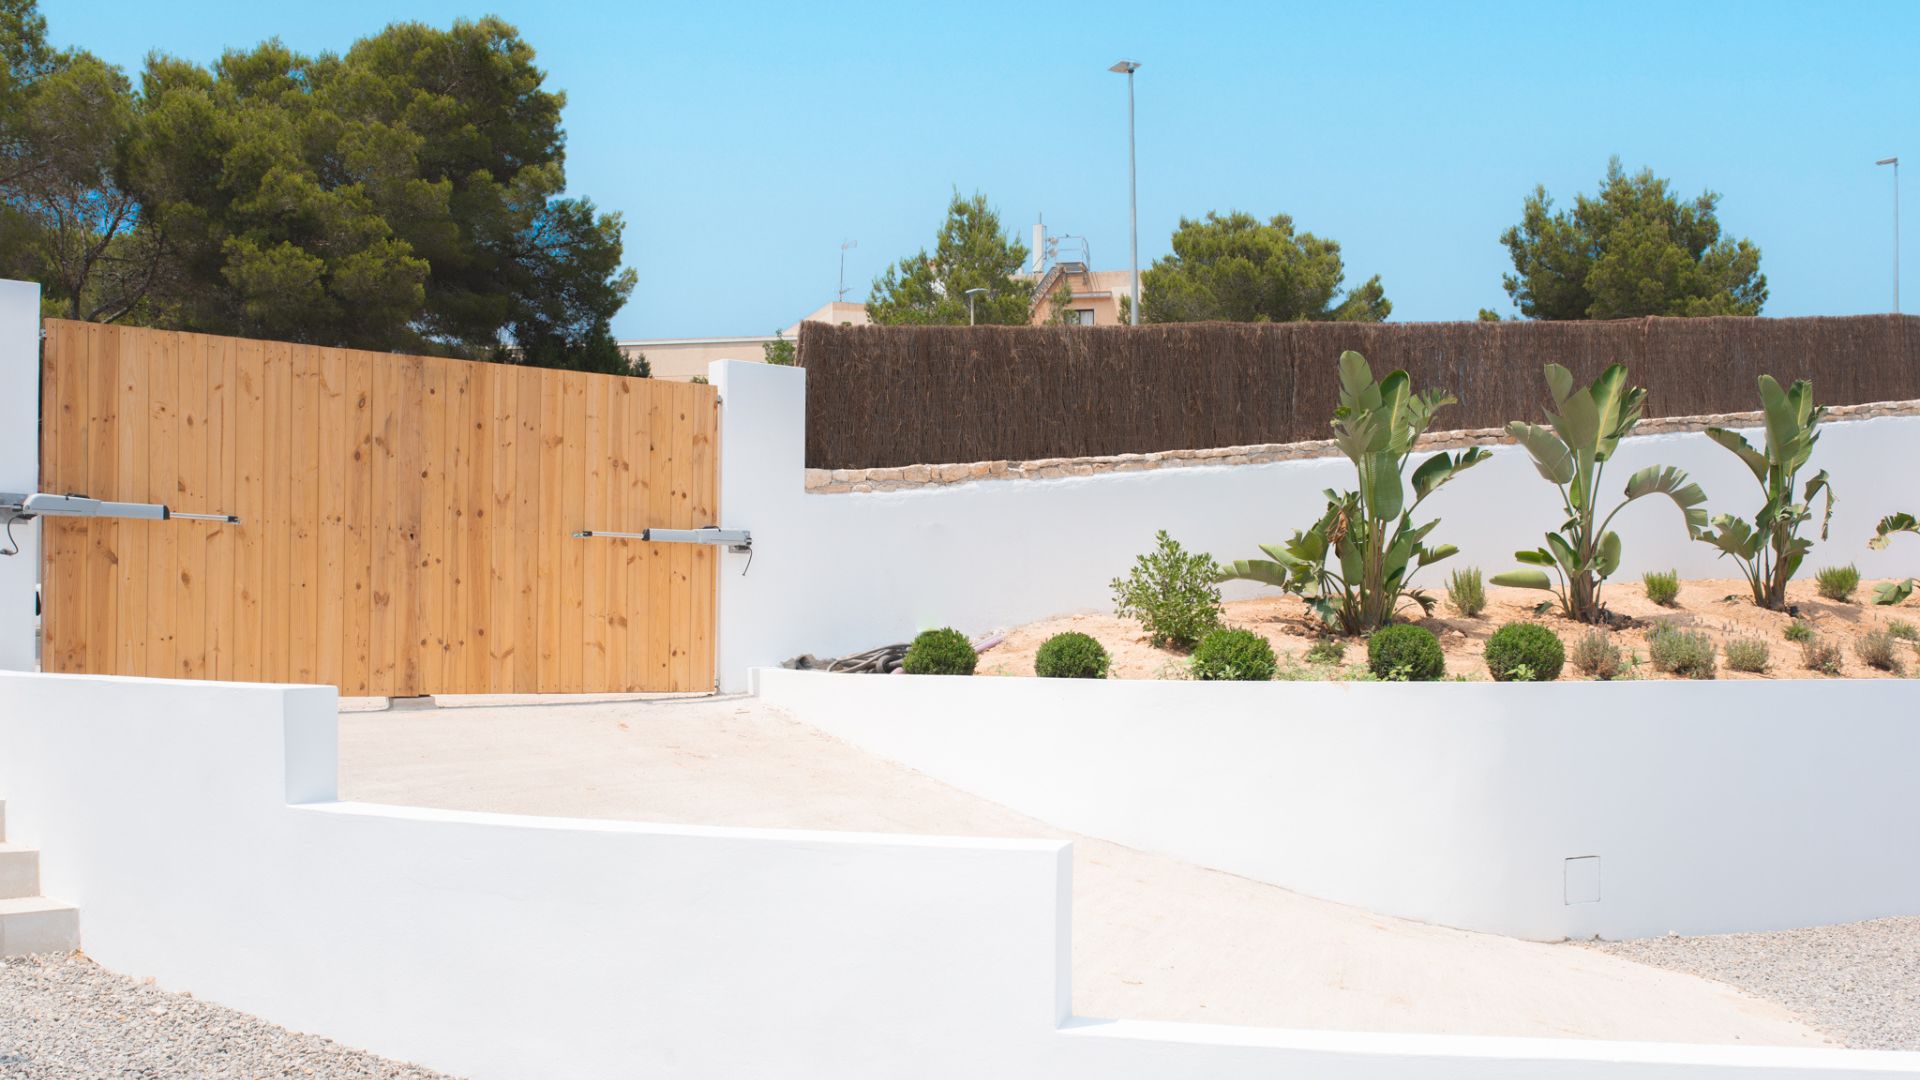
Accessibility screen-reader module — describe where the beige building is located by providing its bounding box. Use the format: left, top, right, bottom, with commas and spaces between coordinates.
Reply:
620, 301, 870, 381
1027, 262, 1135, 326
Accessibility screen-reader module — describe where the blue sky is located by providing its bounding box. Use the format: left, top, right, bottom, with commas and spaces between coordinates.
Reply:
43, 0, 1916, 339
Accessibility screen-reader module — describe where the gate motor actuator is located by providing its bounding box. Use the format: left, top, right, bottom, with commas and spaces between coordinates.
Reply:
572, 525, 753, 572
1, 491, 241, 556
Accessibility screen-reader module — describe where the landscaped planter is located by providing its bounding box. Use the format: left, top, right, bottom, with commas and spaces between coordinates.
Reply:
755, 667, 1920, 941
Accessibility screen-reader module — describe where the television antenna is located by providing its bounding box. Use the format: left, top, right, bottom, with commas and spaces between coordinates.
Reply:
837, 239, 859, 302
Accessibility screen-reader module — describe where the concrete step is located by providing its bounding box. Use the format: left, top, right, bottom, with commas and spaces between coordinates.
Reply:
0, 896, 80, 956
0, 843, 38, 899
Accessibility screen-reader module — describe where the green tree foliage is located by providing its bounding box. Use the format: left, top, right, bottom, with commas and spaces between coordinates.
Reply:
0, 0, 166, 321
4, 2, 635, 370
762, 330, 796, 365
866, 190, 1034, 325
1500, 158, 1766, 320
1141, 211, 1389, 324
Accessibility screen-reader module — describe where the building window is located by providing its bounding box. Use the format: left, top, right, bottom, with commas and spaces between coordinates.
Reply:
1072, 308, 1096, 325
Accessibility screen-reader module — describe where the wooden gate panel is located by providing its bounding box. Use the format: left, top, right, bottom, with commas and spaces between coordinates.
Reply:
39, 320, 718, 695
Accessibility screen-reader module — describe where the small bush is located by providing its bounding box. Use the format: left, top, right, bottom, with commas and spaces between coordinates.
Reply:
1034, 631, 1110, 679
1367, 624, 1446, 682
1648, 623, 1716, 679
1815, 564, 1860, 602
1642, 569, 1680, 607
1570, 630, 1623, 679
1190, 627, 1277, 681
1783, 620, 1813, 642
901, 627, 978, 675
1801, 636, 1843, 675
1723, 637, 1771, 673
1887, 619, 1919, 642
1446, 567, 1486, 618
1303, 638, 1347, 665
1484, 622, 1565, 682
1110, 530, 1224, 649
1855, 628, 1906, 674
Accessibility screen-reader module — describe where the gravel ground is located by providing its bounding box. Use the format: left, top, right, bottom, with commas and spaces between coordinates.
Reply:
1587, 917, 1920, 1051
0, 952, 460, 1079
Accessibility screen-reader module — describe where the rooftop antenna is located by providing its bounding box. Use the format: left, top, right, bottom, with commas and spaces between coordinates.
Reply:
837, 239, 858, 302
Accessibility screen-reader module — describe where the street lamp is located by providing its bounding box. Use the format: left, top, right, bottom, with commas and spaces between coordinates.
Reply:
964, 287, 987, 325
1109, 59, 1141, 325
1877, 157, 1900, 314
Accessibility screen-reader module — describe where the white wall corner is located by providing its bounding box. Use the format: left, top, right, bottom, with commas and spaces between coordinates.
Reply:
0, 279, 42, 673
711, 358, 807, 692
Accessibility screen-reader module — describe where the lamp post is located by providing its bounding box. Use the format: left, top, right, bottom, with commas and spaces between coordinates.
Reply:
964, 287, 987, 325
1109, 60, 1141, 325
1878, 157, 1900, 314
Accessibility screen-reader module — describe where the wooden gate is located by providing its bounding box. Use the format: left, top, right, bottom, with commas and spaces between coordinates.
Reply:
37, 320, 718, 695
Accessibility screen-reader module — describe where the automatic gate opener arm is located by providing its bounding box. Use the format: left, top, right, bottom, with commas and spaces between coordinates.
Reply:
570, 525, 751, 553
0, 491, 241, 557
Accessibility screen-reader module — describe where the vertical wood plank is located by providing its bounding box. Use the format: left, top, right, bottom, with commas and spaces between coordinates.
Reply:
442, 362, 471, 691
83, 323, 121, 677
44, 322, 87, 672
205, 333, 236, 681
689, 384, 717, 688
396, 356, 426, 696
465, 366, 493, 693
314, 347, 347, 687
535, 370, 564, 689
487, 364, 517, 693
230, 338, 265, 681
558, 372, 586, 693
341, 352, 375, 696
145, 331, 179, 678
367, 355, 399, 694
645, 382, 673, 688
513, 367, 542, 693
175, 332, 209, 679
418, 360, 448, 691
668, 383, 695, 690
605, 380, 630, 691
624, 380, 653, 690
582, 375, 609, 691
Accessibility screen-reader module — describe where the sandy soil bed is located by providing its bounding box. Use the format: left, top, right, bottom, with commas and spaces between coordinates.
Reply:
978, 579, 1920, 681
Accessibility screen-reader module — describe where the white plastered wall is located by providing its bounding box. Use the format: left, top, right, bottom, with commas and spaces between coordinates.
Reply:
710, 359, 1920, 690
0, 280, 40, 673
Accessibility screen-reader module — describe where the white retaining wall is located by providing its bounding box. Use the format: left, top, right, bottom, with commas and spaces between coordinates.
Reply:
0, 280, 39, 673
756, 668, 1920, 942
711, 360, 1920, 690
4, 669, 1918, 1078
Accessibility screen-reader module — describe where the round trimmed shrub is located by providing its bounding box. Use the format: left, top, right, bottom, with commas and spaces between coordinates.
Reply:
1366, 624, 1445, 682
1189, 628, 1277, 681
1484, 621, 1565, 682
901, 627, 978, 675
1035, 631, 1110, 679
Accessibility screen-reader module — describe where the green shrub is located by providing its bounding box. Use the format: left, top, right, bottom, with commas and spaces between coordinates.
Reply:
1855, 628, 1905, 674
1723, 637, 1771, 673
1801, 636, 1843, 675
1886, 619, 1918, 642
1446, 567, 1486, 618
1034, 632, 1110, 679
1483, 622, 1565, 681
1642, 569, 1680, 607
901, 627, 978, 675
1111, 530, 1224, 649
1366, 624, 1446, 682
1570, 630, 1623, 680
1783, 620, 1813, 642
1303, 638, 1347, 665
1190, 628, 1277, 681
1815, 564, 1860, 602
1648, 623, 1716, 679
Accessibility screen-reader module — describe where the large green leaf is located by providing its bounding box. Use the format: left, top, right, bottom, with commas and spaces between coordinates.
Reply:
1491, 568, 1555, 591
1622, 464, 1710, 535
1803, 469, 1834, 541
1366, 450, 1405, 519
1220, 559, 1292, 588
1869, 512, 1920, 551
1508, 422, 1574, 485
1704, 427, 1768, 483
1873, 579, 1917, 606
1596, 530, 1622, 577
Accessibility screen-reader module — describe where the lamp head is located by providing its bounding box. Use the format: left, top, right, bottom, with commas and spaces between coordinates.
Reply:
1109, 60, 1141, 74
